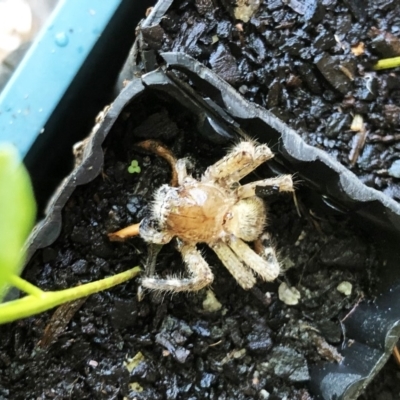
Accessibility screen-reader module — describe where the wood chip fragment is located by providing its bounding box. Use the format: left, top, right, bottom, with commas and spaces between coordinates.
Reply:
37, 298, 87, 349
351, 42, 365, 56
349, 129, 368, 166
392, 345, 400, 367
349, 114, 367, 166
369, 27, 400, 57
311, 334, 343, 363
338, 65, 354, 81
369, 134, 400, 143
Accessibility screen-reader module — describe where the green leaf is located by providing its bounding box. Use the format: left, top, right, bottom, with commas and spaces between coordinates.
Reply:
0, 145, 142, 325
0, 144, 36, 301
128, 159, 141, 174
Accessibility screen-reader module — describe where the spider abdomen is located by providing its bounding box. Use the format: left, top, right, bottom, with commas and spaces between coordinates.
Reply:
224, 196, 267, 242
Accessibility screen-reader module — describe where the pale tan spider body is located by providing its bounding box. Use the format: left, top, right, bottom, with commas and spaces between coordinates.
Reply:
139, 141, 294, 292
154, 183, 233, 243
152, 182, 266, 244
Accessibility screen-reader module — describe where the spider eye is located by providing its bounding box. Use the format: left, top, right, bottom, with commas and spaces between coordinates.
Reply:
140, 217, 162, 234
229, 182, 240, 190
255, 184, 280, 198
139, 217, 171, 244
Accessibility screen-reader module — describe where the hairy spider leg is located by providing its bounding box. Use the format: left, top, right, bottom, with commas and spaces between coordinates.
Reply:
211, 241, 256, 290
136, 139, 179, 186
236, 175, 294, 199
175, 158, 196, 185
227, 235, 280, 282
108, 222, 140, 241
141, 243, 214, 292
203, 141, 274, 185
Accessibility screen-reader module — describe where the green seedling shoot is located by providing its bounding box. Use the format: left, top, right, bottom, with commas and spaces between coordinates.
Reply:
128, 159, 141, 173
373, 56, 400, 70
0, 144, 140, 325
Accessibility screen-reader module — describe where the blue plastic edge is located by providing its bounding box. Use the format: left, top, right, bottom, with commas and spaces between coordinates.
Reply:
0, 0, 124, 157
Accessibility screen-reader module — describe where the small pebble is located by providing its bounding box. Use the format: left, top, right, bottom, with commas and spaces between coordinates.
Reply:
200, 372, 216, 388
71, 259, 88, 274
337, 281, 353, 296
129, 382, 143, 392
233, 349, 247, 359
124, 352, 145, 373
202, 289, 222, 312
268, 346, 310, 382
388, 160, 400, 178
234, 0, 261, 22
278, 282, 301, 305
88, 360, 98, 368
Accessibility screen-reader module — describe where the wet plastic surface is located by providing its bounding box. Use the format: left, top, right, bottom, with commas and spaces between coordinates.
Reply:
0, 0, 129, 155
0, 0, 154, 214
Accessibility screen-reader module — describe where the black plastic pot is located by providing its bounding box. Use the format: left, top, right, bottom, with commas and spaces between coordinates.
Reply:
25, 56, 400, 399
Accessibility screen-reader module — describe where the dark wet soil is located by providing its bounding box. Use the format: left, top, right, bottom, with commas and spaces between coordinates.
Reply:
0, 90, 381, 399
138, 0, 400, 201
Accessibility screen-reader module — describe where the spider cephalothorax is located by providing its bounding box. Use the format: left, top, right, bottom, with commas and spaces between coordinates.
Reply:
134, 140, 294, 292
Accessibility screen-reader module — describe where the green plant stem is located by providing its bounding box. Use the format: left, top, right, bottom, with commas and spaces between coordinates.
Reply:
8, 274, 44, 297
0, 267, 141, 324
373, 57, 400, 70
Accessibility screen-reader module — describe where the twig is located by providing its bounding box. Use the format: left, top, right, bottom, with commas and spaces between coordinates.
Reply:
341, 293, 364, 323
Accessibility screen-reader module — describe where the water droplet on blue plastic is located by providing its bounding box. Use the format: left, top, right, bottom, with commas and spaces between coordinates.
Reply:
55, 32, 69, 47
